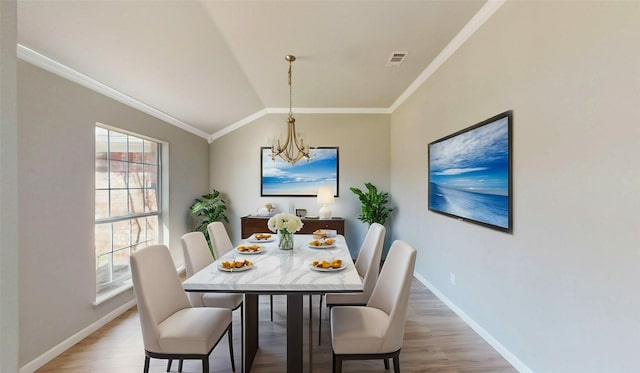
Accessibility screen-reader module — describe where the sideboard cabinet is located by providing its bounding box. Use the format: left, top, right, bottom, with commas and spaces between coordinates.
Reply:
241, 216, 345, 239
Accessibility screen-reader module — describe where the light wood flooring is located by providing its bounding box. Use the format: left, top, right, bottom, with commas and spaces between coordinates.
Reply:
37, 279, 516, 372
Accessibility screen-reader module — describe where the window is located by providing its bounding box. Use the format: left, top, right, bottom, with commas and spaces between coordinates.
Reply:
95, 126, 161, 299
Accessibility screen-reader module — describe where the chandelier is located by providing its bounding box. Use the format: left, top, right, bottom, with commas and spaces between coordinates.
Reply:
271, 55, 312, 165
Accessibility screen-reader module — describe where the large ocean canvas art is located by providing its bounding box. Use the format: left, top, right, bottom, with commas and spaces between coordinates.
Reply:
428, 111, 512, 232
261, 147, 339, 197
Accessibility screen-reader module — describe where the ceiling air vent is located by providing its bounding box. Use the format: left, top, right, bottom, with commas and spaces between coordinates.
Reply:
385, 51, 408, 67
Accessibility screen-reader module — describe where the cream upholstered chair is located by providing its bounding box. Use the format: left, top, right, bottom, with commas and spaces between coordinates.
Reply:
325, 223, 386, 306
130, 244, 235, 373
181, 231, 243, 311
208, 221, 275, 321
330, 240, 416, 373
207, 221, 234, 260
181, 232, 243, 345
320, 223, 385, 344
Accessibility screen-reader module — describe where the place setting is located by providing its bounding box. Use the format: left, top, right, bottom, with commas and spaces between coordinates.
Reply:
309, 258, 346, 272
308, 238, 336, 249
246, 232, 276, 243
308, 229, 337, 248
235, 244, 266, 255
218, 258, 254, 272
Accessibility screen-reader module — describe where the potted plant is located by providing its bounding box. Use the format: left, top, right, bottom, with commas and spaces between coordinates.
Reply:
189, 189, 229, 253
350, 182, 394, 226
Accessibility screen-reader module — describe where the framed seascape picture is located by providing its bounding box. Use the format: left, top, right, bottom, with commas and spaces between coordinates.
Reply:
428, 111, 513, 233
261, 147, 339, 197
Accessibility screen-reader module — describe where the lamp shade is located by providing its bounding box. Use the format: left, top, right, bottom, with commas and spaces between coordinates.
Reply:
316, 187, 335, 204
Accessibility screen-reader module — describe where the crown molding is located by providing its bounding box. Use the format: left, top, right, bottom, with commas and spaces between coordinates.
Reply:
266, 107, 392, 115
389, 0, 506, 112
209, 106, 391, 143
18, 0, 503, 142
217, 0, 505, 137
208, 108, 269, 143
16, 44, 211, 140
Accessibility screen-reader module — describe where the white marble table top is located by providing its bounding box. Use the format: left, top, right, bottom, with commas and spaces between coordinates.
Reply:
182, 234, 363, 294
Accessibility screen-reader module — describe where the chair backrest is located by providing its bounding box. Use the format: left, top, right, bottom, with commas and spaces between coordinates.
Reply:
130, 244, 192, 353
367, 240, 417, 353
354, 223, 386, 302
207, 222, 233, 259
181, 231, 214, 277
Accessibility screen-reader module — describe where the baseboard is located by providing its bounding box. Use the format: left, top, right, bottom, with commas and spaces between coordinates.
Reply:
19, 299, 137, 373
413, 272, 533, 373
19, 272, 529, 372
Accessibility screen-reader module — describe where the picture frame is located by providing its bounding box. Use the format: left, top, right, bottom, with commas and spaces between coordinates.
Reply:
261, 147, 339, 197
428, 111, 513, 233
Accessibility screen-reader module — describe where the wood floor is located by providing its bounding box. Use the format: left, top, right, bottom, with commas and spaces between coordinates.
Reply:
37, 279, 516, 372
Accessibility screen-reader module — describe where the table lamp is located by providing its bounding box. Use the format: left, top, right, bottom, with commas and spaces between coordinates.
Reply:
317, 187, 335, 219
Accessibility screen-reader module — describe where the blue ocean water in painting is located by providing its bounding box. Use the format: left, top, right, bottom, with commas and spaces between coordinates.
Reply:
262, 148, 338, 195
428, 116, 510, 229
429, 183, 508, 228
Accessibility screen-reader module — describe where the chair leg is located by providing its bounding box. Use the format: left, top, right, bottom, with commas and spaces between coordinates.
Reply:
240, 304, 244, 372
270, 295, 274, 321
384, 358, 390, 369
308, 294, 313, 372
318, 294, 322, 345
228, 324, 235, 371
144, 356, 150, 373
202, 356, 209, 373
332, 353, 336, 373
333, 354, 342, 373
178, 359, 183, 372
393, 355, 400, 372
166, 359, 172, 371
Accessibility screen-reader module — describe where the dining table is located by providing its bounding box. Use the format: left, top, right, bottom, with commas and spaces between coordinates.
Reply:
182, 233, 363, 373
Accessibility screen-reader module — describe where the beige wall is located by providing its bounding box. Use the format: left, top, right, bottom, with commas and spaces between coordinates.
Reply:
391, 2, 640, 372
1, 1, 19, 371
17, 61, 210, 367
209, 113, 391, 256
14, 2, 640, 371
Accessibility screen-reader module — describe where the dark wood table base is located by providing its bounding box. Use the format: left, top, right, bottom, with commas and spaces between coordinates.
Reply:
243, 294, 259, 372
242, 293, 309, 372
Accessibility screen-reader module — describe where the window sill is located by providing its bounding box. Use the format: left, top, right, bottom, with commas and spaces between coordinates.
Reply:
93, 281, 133, 307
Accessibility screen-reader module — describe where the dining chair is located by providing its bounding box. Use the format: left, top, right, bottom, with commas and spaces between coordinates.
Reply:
181, 231, 244, 359
207, 221, 275, 321
130, 244, 235, 373
207, 221, 234, 259
320, 223, 386, 344
330, 240, 416, 373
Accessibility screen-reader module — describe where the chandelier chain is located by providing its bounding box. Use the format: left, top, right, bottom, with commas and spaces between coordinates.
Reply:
288, 62, 293, 117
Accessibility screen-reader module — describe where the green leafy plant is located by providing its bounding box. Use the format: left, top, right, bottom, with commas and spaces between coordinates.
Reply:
350, 182, 394, 226
189, 189, 229, 251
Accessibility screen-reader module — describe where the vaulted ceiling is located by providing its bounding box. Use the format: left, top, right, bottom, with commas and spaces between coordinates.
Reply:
17, 0, 487, 140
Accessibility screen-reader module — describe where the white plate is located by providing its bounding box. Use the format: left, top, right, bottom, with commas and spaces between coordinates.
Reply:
247, 233, 276, 243
309, 263, 346, 272
218, 263, 253, 272
235, 245, 264, 254
308, 243, 336, 249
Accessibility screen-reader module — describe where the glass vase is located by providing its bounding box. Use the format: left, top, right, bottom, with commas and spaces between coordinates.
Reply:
278, 229, 294, 250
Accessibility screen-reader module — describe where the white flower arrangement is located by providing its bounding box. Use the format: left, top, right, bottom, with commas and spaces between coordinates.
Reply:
268, 212, 303, 233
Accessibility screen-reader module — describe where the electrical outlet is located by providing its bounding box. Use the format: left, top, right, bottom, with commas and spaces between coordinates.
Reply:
450, 272, 456, 285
